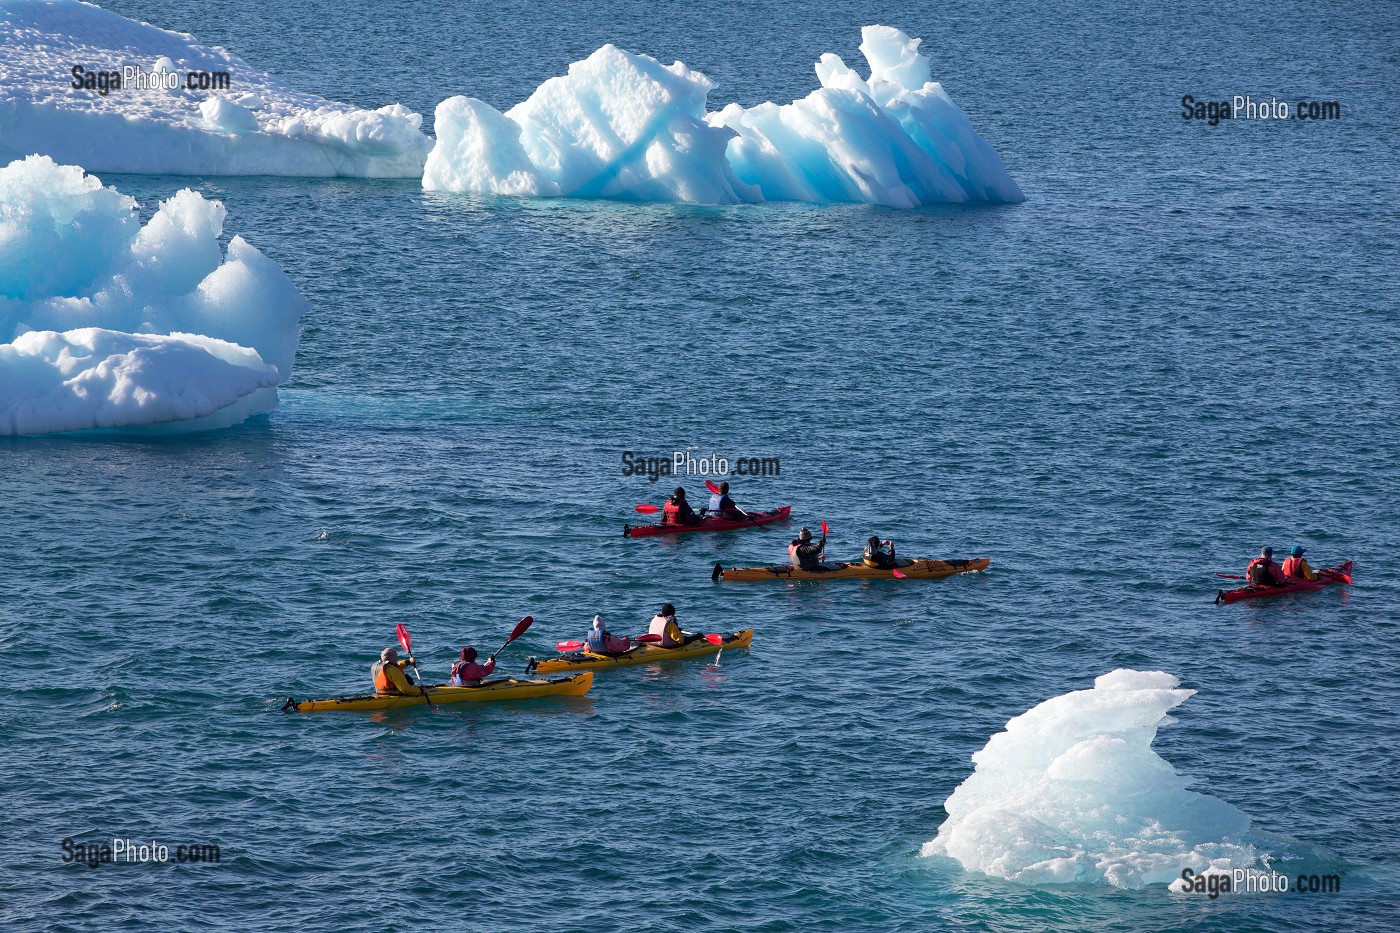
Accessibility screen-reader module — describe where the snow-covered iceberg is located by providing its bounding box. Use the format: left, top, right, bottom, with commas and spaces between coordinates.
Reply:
424, 26, 1023, 206
921, 670, 1265, 888
0, 0, 430, 177
0, 155, 306, 435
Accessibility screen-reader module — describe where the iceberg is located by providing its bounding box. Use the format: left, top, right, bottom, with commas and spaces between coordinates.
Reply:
0, 155, 307, 435
921, 670, 1264, 888
0, 0, 430, 177
424, 26, 1023, 206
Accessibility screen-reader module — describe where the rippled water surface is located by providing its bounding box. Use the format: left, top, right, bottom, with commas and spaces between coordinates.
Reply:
3, 0, 1398, 929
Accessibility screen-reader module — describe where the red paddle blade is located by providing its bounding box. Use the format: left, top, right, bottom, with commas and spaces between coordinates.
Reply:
556, 640, 584, 652
395, 623, 411, 653
820, 519, 829, 536
704, 480, 722, 495
509, 616, 534, 642
704, 633, 723, 645
634, 504, 660, 514
892, 569, 907, 579
635, 633, 663, 643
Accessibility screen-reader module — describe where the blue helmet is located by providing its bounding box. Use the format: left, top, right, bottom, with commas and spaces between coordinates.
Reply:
1290, 546, 1305, 557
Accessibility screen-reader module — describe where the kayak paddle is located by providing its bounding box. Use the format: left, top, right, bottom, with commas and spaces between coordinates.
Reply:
706, 632, 724, 666
634, 504, 660, 514
1213, 573, 1246, 580
556, 640, 585, 652
892, 567, 907, 579
490, 615, 534, 664
394, 623, 436, 709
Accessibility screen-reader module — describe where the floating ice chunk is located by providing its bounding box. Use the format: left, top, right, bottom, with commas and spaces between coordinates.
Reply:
0, 0, 430, 177
427, 44, 753, 202
712, 26, 1023, 205
424, 26, 1021, 206
0, 328, 279, 435
921, 670, 1263, 888
0, 155, 306, 435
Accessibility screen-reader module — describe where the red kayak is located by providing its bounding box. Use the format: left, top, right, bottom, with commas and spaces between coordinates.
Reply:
1215, 560, 1353, 604
625, 505, 791, 537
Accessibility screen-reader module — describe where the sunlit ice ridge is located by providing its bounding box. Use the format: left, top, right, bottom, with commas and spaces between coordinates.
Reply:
424, 25, 1024, 207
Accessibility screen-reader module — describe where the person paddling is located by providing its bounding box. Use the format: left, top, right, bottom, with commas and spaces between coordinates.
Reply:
449, 646, 496, 686
585, 615, 632, 656
1245, 547, 1287, 587
788, 527, 826, 571
648, 603, 704, 648
707, 481, 742, 520
372, 646, 424, 696
1281, 546, 1319, 582
662, 487, 703, 527
862, 535, 897, 569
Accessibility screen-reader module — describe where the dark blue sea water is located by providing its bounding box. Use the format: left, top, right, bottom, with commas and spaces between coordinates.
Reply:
3, 1, 1399, 929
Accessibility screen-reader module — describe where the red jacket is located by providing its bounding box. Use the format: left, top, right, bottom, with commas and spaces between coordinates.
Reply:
1246, 558, 1287, 586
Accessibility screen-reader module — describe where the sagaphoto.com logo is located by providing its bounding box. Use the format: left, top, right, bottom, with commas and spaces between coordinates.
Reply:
1180, 94, 1340, 126
70, 61, 231, 96
621, 447, 780, 483
61, 836, 222, 867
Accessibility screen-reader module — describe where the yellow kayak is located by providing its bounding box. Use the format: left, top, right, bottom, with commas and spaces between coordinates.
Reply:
282, 672, 593, 712
712, 557, 990, 582
527, 630, 754, 674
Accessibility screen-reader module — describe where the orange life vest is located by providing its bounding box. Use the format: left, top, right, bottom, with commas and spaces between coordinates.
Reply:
373, 661, 403, 695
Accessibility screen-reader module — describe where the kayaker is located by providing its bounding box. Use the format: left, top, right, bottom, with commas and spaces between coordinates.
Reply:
648, 603, 704, 648
1281, 546, 1319, 582
372, 646, 424, 697
707, 481, 742, 519
585, 615, 633, 656
862, 535, 897, 569
662, 487, 703, 526
449, 646, 496, 686
788, 527, 826, 571
1245, 547, 1288, 587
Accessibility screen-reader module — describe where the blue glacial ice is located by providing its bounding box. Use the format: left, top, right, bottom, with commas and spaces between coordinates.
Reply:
0, 155, 307, 435
424, 26, 1024, 206
0, 0, 430, 177
922, 670, 1267, 888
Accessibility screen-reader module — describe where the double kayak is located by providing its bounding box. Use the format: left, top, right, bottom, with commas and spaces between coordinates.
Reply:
283, 672, 593, 712
1215, 561, 1353, 604
528, 629, 753, 674
625, 505, 791, 537
712, 557, 990, 582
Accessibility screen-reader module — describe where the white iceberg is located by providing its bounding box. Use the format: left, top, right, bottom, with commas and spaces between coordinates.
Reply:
424, 26, 1023, 206
921, 670, 1264, 888
0, 155, 307, 435
0, 0, 430, 177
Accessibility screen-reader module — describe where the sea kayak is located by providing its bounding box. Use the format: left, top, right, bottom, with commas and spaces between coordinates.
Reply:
283, 673, 593, 712
712, 557, 990, 582
625, 506, 791, 537
527, 629, 753, 674
1215, 561, 1353, 604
